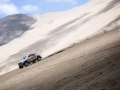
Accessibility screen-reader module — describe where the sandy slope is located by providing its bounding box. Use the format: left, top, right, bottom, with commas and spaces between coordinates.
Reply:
0, 27, 120, 90
0, 0, 120, 75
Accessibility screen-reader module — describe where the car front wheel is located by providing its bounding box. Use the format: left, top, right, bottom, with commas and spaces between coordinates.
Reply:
24, 61, 29, 67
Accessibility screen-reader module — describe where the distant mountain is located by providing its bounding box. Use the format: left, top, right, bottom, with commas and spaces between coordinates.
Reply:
0, 14, 36, 46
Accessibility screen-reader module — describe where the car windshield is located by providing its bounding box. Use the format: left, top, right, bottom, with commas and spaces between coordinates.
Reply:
23, 55, 28, 59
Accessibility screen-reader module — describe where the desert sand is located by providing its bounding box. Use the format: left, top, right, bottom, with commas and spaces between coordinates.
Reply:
0, 0, 120, 89
0, 0, 120, 75
0, 27, 120, 90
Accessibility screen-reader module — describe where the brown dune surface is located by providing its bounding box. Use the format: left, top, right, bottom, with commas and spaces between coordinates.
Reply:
0, 0, 120, 90
0, 28, 120, 90
0, 0, 120, 75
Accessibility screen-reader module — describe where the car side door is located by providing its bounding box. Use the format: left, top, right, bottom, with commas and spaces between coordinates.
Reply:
32, 54, 37, 61
27, 54, 33, 62
30, 54, 36, 61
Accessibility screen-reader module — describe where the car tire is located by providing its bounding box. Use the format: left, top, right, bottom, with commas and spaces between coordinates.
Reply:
24, 61, 29, 67
37, 56, 41, 61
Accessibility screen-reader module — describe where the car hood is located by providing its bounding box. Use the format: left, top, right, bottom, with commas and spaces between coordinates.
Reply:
19, 59, 26, 63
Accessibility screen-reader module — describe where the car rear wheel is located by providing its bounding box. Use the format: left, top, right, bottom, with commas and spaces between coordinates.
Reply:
37, 56, 41, 61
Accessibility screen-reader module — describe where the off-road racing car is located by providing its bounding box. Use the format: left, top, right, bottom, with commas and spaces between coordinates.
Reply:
18, 53, 42, 69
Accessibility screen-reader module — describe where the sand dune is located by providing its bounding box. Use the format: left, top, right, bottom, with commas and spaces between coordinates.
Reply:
0, 25, 120, 90
0, 0, 120, 79
0, 0, 120, 89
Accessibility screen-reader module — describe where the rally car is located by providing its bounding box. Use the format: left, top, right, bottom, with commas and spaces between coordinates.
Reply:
18, 53, 42, 69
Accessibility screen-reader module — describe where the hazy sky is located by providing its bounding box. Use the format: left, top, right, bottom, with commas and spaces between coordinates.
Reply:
0, 0, 89, 18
